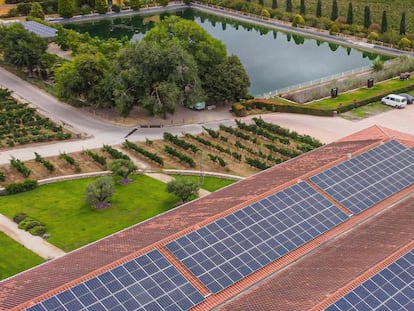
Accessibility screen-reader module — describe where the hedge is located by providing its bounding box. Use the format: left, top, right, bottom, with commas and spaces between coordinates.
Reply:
4, 179, 38, 194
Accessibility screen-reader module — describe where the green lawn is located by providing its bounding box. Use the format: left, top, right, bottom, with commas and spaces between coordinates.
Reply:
170, 175, 236, 192
0, 175, 180, 252
340, 101, 393, 120
306, 77, 414, 110
0, 232, 44, 280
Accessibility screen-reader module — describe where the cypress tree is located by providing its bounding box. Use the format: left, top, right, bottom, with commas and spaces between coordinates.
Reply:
331, 0, 338, 21
400, 12, 406, 35
364, 6, 371, 29
316, 0, 322, 18
259, 0, 263, 6
381, 10, 387, 34
272, 0, 277, 10
346, 2, 353, 25
300, 0, 305, 15
286, 0, 292, 13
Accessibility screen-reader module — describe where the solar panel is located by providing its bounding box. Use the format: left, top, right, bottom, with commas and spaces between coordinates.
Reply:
26, 250, 204, 311
23, 21, 57, 38
325, 247, 414, 311
310, 140, 414, 214
166, 181, 348, 294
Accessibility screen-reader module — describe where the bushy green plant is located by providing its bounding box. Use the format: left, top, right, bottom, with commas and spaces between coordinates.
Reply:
5, 180, 38, 194
123, 140, 164, 166
0, 171, 5, 182
102, 145, 130, 160
13, 212, 27, 224
10, 157, 31, 178
292, 14, 305, 27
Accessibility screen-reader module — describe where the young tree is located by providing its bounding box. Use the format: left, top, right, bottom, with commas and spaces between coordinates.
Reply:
346, 2, 353, 25
364, 6, 371, 29
129, 0, 140, 11
58, 0, 74, 18
29, 2, 45, 19
166, 179, 199, 203
95, 0, 108, 14
400, 12, 406, 35
381, 10, 388, 34
286, 0, 292, 13
85, 176, 114, 209
109, 159, 137, 184
331, 0, 338, 21
300, 0, 305, 15
316, 0, 322, 18
271, 0, 277, 10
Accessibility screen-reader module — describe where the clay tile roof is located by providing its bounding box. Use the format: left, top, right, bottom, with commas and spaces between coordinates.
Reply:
1, 125, 414, 311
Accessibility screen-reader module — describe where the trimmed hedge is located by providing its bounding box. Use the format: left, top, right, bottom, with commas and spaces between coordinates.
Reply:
5, 179, 38, 194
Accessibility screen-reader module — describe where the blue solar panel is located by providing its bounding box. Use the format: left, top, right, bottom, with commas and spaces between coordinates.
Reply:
310, 140, 414, 214
166, 181, 348, 294
325, 247, 414, 311
26, 250, 204, 311
23, 21, 57, 38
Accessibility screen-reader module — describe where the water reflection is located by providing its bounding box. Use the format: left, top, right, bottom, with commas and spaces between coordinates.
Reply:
65, 8, 382, 95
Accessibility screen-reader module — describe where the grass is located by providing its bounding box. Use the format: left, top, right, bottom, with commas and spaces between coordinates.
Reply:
304, 76, 414, 110
0, 175, 181, 252
0, 232, 44, 280
170, 175, 236, 192
340, 101, 392, 120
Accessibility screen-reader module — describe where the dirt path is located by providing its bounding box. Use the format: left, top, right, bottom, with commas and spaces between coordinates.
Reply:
0, 213, 66, 260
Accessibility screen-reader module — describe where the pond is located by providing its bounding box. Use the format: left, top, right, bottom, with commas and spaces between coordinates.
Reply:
64, 8, 381, 96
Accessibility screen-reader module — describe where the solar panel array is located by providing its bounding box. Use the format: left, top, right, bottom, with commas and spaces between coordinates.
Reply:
23, 21, 57, 38
310, 140, 414, 214
26, 250, 204, 311
325, 248, 414, 311
166, 181, 348, 294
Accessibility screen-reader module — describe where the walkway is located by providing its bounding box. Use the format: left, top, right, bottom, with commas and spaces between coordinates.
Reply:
0, 213, 65, 260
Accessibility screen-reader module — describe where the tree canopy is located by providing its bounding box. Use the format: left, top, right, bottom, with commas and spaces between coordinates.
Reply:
85, 176, 115, 209
166, 178, 200, 203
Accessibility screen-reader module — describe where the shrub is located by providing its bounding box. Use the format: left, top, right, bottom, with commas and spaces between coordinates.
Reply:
261, 9, 270, 18
0, 171, 5, 182
102, 145, 130, 160
123, 140, 164, 166
368, 31, 379, 41
335, 16, 346, 24
369, 23, 381, 33
111, 4, 121, 12
329, 23, 340, 35
13, 212, 27, 224
292, 14, 305, 27
10, 157, 31, 178
29, 225, 47, 236
82, 149, 107, 167
5, 179, 38, 194
232, 102, 247, 117
399, 37, 411, 49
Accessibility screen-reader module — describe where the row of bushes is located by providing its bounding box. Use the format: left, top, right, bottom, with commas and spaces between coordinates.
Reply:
35, 152, 55, 172
163, 132, 199, 153
59, 152, 81, 172
164, 146, 196, 168
102, 144, 130, 161
235, 119, 290, 145
13, 212, 47, 237
208, 154, 227, 168
10, 157, 31, 178
123, 140, 164, 166
82, 149, 107, 167
4, 179, 38, 194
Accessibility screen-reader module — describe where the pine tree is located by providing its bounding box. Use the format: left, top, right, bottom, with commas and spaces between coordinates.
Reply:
346, 2, 353, 25
272, 0, 277, 10
400, 12, 406, 35
58, 0, 74, 18
381, 10, 387, 34
364, 6, 371, 29
316, 0, 322, 18
330, 0, 338, 21
300, 0, 305, 15
286, 0, 292, 13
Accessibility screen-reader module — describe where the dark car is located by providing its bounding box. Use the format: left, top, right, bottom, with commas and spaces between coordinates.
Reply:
398, 93, 414, 104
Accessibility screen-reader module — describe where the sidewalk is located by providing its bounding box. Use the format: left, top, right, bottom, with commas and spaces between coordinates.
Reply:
0, 213, 66, 260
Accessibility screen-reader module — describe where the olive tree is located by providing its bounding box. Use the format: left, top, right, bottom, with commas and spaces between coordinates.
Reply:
109, 159, 137, 184
166, 179, 199, 203
85, 176, 114, 209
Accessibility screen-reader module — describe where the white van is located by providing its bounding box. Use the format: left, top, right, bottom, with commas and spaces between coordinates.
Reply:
381, 94, 407, 108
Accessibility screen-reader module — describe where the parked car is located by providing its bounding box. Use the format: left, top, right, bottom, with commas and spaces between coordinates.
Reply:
398, 93, 414, 104
381, 94, 407, 108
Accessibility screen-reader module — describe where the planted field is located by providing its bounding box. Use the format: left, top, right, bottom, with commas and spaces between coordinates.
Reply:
0, 88, 72, 148
0, 175, 180, 251
0, 232, 44, 280
122, 118, 322, 177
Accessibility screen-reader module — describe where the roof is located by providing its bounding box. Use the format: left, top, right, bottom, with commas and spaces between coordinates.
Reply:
23, 21, 57, 38
0, 125, 413, 311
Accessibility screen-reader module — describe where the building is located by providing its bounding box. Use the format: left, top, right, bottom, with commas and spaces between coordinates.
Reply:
0, 125, 413, 311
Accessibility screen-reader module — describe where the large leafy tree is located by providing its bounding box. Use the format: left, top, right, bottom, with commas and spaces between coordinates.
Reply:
144, 16, 249, 104
58, 0, 74, 18
54, 52, 110, 106
166, 179, 199, 203
29, 2, 45, 19
112, 40, 204, 117
0, 24, 48, 75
